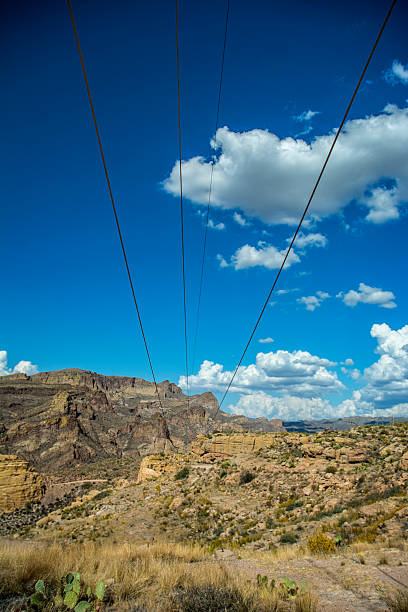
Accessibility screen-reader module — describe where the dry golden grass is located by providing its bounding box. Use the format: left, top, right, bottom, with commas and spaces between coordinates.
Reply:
0, 538, 317, 611
239, 544, 308, 563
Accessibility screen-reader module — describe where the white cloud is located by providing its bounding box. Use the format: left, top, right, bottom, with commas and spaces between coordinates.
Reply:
276, 288, 299, 295
341, 366, 361, 380
183, 323, 408, 420
0, 350, 38, 376
297, 291, 330, 311
294, 232, 327, 249
338, 282, 396, 309
180, 350, 342, 397
228, 392, 333, 421
364, 187, 400, 224
233, 212, 249, 226
259, 337, 274, 344
208, 219, 225, 231
218, 242, 300, 271
294, 110, 320, 122
385, 60, 408, 85
216, 254, 229, 268
163, 105, 408, 225
218, 230, 326, 272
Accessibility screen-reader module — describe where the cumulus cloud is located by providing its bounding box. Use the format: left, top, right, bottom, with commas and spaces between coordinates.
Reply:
218, 242, 300, 271
180, 350, 342, 397
364, 187, 400, 223
163, 105, 408, 225
228, 392, 333, 421
233, 212, 249, 226
208, 219, 225, 230
0, 350, 38, 376
341, 366, 361, 379
259, 337, 274, 344
385, 60, 408, 85
297, 291, 330, 311
219, 230, 326, 272
358, 324, 408, 409
294, 109, 320, 122
293, 232, 327, 249
338, 283, 396, 309
182, 323, 408, 420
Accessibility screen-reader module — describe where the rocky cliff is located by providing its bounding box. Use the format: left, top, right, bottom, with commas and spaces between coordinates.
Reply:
0, 369, 283, 473
0, 454, 44, 513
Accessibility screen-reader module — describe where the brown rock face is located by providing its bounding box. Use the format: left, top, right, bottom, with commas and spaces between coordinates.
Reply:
0, 454, 44, 513
0, 369, 285, 474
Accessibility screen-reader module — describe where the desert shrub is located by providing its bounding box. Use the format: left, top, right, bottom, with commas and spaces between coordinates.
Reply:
307, 531, 336, 555
285, 500, 303, 511
174, 467, 189, 480
385, 590, 408, 612
92, 490, 110, 501
170, 584, 248, 611
239, 471, 255, 485
280, 533, 298, 544
325, 465, 337, 474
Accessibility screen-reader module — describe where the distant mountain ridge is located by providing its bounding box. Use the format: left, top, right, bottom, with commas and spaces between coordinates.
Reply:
1, 368, 406, 474
0, 368, 284, 472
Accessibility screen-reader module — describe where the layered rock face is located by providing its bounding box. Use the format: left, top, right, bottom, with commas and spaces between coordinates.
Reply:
0, 369, 283, 473
0, 454, 44, 513
191, 432, 282, 456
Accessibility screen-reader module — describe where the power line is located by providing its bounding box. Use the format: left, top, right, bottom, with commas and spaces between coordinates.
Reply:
175, 0, 190, 408
215, 0, 397, 415
192, 0, 230, 374
66, 0, 165, 412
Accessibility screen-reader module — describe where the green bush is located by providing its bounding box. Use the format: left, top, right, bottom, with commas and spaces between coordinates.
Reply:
326, 465, 337, 474
280, 532, 298, 544
239, 471, 255, 485
174, 467, 190, 480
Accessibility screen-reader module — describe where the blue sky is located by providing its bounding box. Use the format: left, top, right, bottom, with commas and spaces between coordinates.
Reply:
1, 0, 408, 420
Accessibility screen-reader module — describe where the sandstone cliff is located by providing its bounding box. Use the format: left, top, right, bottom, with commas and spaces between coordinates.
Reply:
0, 454, 44, 513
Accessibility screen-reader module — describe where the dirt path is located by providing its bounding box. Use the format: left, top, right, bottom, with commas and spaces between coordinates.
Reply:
217, 551, 408, 612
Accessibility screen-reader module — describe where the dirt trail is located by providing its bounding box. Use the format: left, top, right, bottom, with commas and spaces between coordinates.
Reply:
218, 551, 408, 612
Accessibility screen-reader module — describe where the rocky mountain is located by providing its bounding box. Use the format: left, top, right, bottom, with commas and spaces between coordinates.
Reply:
283, 416, 408, 433
0, 368, 283, 473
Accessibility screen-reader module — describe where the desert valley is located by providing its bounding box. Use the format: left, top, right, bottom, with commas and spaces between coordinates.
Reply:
1, 369, 408, 611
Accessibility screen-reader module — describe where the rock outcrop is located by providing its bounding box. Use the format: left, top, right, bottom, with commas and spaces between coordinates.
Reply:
191, 432, 282, 456
0, 454, 44, 513
0, 369, 284, 473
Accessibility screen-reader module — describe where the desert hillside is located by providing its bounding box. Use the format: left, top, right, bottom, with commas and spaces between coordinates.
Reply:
1, 422, 408, 610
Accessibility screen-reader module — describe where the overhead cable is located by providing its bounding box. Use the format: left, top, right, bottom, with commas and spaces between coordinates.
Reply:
67, 0, 165, 412
175, 0, 190, 408
215, 0, 397, 415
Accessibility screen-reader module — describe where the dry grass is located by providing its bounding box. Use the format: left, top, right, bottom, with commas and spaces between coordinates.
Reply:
239, 544, 308, 563
384, 590, 408, 612
0, 539, 317, 611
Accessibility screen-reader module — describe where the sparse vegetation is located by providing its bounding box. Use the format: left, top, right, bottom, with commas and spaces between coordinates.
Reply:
174, 467, 189, 480
307, 531, 336, 555
239, 470, 255, 484
385, 589, 408, 612
0, 540, 316, 611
